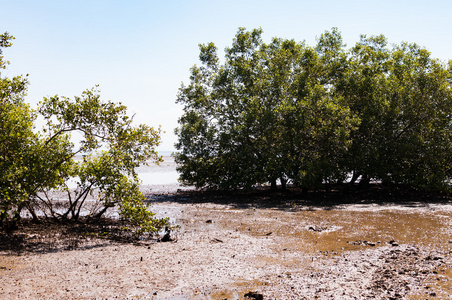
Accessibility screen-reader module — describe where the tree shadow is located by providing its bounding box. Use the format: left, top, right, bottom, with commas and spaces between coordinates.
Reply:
0, 218, 158, 255
3, 184, 450, 255
145, 184, 452, 211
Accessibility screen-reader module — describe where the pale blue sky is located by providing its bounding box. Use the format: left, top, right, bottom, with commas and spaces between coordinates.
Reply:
1, 0, 451, 151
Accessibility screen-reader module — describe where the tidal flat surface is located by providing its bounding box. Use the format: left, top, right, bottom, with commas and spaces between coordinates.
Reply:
2, 197, 451, 299
3, 156, 452, 299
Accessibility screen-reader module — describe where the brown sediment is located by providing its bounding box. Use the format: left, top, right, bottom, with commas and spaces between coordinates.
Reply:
0, 194, 451, 299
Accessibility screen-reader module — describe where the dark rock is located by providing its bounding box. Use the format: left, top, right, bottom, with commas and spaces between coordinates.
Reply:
159, 227, 172, 242
160, 232, 171, 242
389, 240, 399, 246
244, 291, 263, 300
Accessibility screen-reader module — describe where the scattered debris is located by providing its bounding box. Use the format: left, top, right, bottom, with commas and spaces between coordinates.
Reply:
389, 240, 399, 247
159, 227, 172, 242
307, 225, 342, 232
347, 240, 378, 246
244, 291, 264, 300
308, 225, 325, 232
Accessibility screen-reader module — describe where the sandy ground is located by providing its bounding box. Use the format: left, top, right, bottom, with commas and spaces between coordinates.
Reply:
1, 189, 451, 299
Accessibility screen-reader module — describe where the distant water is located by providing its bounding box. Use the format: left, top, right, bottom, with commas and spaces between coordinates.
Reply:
157, 150, 177, 156
68, 153, 181, 188
137, 155, 180, 186
21, 154, 182, 219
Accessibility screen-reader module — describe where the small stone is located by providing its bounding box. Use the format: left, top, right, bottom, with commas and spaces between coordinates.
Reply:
244, 291, 263, 300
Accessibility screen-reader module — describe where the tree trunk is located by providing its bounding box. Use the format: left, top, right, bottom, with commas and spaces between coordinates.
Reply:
358, 174, 370, 188
349, 171, 360, 185
92, 205, 111, 220
270, 178, 277, 191
26, 204, 40, 223
280, 177, 287, 191
324, 181, 330, 192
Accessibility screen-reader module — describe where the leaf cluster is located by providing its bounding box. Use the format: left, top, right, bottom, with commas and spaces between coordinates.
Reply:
0, 33, 167, 235
175, 28, 452, 192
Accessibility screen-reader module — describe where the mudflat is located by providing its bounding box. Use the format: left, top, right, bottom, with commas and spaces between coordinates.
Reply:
1, 190, 451, 299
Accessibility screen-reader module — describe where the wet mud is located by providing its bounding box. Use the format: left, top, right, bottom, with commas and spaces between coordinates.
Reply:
174, 201, 452, 299
1, 196, 451, 299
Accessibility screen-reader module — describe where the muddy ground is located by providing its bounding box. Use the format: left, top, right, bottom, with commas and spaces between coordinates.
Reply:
0, 188, 451, 299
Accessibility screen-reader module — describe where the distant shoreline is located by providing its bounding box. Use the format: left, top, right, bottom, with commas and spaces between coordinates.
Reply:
157, 150, 178, 156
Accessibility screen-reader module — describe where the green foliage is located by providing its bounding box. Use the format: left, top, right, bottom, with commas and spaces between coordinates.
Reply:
0, 33, 167, 234
0, 32, 34, 225
116, 178, 168, 234
176, 28, 452, 192
175, 28, 357, 190
32, 88, 167, 234
339, 35, 452, 190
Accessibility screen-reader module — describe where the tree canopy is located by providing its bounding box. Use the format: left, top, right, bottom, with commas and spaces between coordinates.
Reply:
0, 32, 167, 234
175, 28, 452, 192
